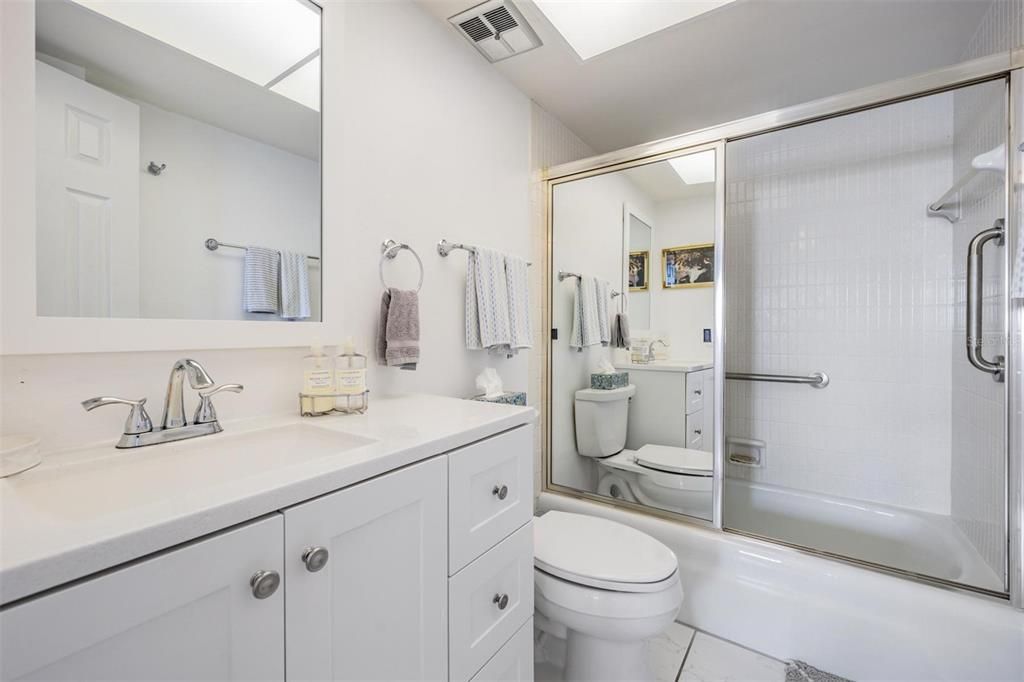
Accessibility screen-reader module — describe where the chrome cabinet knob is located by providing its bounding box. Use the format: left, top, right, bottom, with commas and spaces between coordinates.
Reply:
693, 429, 702, 435
492, 593, 510, 610
492, 484, 509, 500
694, 389, 702, 395
250, 570, 280, 599
302, 546, 330, 572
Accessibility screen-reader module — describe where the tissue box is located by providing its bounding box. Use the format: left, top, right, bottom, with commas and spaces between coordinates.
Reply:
591, 372, 628, 390
472, 391, 527, 406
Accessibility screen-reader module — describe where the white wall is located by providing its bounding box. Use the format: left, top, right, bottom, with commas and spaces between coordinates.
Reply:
650, 191, 715, 362
137, 101, 321, 321
0, 0, 534, 452
724, 90, 956, 514
550, 171, 653, 492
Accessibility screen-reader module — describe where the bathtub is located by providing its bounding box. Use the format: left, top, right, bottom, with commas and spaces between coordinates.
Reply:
723, 478, 1003, 592
537, 489, 1024, 682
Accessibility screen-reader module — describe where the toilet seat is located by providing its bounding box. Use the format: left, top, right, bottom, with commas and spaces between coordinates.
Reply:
534, 511, 678, 593
634, 444, 712, 477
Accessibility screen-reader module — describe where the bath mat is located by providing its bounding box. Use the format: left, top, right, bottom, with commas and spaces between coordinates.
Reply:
786, 660, 853, 682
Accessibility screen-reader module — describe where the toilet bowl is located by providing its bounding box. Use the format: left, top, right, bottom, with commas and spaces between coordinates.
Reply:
534, 511, 684, 682
598, 445, 713, 517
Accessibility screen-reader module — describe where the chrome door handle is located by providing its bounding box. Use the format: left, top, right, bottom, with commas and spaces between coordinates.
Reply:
492, 593, 509, 610
966, 219, 1005, 381
302, 546, 330, 572
250, 570, 280, 599
492, 484, 509, 500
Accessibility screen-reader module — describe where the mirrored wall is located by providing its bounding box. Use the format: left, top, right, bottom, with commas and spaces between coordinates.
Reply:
548, 147, 719, 522
34, 0, 322, 321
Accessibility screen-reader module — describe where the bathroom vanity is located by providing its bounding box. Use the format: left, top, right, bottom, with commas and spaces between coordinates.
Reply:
615, 361, 714, 453
0, 396, 536, 682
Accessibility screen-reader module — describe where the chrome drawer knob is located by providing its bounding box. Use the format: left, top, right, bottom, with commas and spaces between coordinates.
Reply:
302, 546, 330, 572
693, 389, 702, 395
693, 429, 702, 435
250, 570, 280, 599
492, 484, 509, 500
493, 593, 510, 610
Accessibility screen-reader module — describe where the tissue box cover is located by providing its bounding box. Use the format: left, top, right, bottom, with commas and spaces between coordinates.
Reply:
591, 372, 628, 390
472, 391, 527, 406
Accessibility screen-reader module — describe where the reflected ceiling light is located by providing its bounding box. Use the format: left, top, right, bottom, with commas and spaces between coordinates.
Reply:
70, 0, 320, 111
669, 150, 715, 184
533, 0, 735, 60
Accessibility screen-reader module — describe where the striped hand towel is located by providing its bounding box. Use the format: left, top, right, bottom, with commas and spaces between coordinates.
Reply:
280, 251, 311, 320
504, 254, 532, 356
466, 247, 511, 351
243, 246, 279, 314
595, 278, 611, 346
569, 276, 602, 351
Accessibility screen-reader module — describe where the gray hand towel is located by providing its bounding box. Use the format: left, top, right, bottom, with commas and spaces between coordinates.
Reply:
243, 246, 279, 314
377, 288, 419, 370
612, 312, 631, 349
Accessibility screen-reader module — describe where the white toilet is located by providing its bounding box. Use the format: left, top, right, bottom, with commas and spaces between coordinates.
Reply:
533, 511, 684, 682
575, 386, 713, 516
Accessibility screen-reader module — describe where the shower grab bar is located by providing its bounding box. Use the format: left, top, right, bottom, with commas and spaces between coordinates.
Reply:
966, 218, 1005, 381
726, 371, 830, 388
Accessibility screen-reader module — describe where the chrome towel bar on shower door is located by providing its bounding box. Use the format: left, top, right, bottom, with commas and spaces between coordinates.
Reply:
726, 371, 830, 388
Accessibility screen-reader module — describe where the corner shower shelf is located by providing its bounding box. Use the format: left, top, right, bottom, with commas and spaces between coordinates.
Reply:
927, 144, 1004, 223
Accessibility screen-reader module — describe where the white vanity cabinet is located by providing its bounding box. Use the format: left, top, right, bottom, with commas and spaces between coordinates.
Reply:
625, 366, 714, 453
0, 516, 286, 682
284, 456, 449, 682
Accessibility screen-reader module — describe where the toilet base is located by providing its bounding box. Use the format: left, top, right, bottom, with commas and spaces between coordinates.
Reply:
564, 631, 652, 682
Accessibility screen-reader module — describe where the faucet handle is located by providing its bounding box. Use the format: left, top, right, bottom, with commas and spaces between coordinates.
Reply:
82, 397, 153, 435
194, 384, 244, 425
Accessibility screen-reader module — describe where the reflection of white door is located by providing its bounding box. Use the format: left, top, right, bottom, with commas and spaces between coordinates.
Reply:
36, 60, 140, 317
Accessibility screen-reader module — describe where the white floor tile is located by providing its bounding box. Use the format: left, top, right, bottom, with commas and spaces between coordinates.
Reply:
648, 622, 696, 682
678, 632, 785, 682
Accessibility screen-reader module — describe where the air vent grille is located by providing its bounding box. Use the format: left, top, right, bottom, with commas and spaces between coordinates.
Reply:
459, 16, 494, 42
482, 6, 518, 34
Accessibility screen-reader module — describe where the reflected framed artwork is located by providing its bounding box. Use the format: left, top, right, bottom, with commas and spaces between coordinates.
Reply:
629, 250, 649, 291
662, 243, 714, 288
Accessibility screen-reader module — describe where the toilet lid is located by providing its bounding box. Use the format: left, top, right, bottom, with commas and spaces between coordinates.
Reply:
635, 444, 713, 476
534, 511, 678, 593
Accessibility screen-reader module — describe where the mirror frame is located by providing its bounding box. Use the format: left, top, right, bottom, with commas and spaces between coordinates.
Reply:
1, 0, 336, 354
541, 139, 726, 530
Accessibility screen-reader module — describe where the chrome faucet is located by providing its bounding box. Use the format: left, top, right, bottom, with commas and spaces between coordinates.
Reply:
644, 339, 668, 363
82, 358, 243, 449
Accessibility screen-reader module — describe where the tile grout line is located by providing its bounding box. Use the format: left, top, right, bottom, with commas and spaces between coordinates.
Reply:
673, 628, 697, 682
679, 622, 788, 665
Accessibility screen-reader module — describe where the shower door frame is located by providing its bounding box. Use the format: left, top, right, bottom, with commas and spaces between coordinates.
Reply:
541, 49, 1024, 606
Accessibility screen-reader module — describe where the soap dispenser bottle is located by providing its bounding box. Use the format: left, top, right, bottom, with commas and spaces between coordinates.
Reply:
334, 337, 367, 413
302, 337, 334, 414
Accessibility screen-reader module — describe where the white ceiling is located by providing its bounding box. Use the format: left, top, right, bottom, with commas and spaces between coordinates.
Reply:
420, 0, 994, 153
621, 159, 715, 203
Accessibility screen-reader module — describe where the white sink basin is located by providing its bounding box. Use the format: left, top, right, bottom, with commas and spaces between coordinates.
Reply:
3, 423, 376, 521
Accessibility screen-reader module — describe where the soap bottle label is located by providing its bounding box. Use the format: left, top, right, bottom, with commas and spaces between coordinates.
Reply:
336, 368, 366, 394
304, 368, 334, 393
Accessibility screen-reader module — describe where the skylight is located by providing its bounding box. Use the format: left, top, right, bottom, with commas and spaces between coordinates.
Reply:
70, 0, 321, 111
669, 150, 715, 184
533, 0, 735, 60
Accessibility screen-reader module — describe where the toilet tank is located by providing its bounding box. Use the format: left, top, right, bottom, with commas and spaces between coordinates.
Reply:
574, 385, 636, 458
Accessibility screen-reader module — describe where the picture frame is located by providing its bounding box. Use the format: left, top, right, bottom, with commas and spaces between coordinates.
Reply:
662, 243, 714, 288
629, 250, 649, 291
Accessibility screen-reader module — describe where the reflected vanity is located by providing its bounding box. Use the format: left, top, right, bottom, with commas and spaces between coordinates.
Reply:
548, 147, 719, 521
34, 0, 322, 322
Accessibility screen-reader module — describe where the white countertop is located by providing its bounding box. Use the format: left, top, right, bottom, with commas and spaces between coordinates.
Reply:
0, 394, 535, 605
614, 360, 714, 373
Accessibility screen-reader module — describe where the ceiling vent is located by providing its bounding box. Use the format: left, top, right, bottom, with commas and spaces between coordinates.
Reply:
450, 0, 541, 63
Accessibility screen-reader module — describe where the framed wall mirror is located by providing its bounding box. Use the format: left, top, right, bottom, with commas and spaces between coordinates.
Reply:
34, 0, 322, 322
546, 144, 722, 523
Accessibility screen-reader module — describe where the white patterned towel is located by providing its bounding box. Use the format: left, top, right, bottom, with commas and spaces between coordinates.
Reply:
570, 276, 602, 351
466, 247, 511, 351
280, 251, 310, 320
595, 278, 611, 346
1013, 229, 1024, 299
504, 254, 531, 356
243, 246, 279, 314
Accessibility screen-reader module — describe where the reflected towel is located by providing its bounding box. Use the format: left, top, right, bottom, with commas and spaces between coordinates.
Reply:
377, 288, 419, 370
612, 313, 631, 349
595, 279, 611, 346
570, 276, 601, 351
1013, 231, 1024, 299
466, 247, 511, 352
280, 251, 311, 320
243, 246, 279, 314
504, 254, 532, 357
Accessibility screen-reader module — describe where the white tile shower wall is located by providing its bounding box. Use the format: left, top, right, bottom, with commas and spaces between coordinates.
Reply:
529, 103, 594, 495
948, 0, 1021, 581
724, 92, 956, 513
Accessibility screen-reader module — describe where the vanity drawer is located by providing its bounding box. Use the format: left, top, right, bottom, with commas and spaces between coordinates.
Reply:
685, 374, 706, 414
470, 617, 534, 682
686, 412, 704, 450
449, 425, 533, 574
449, 522, 533, 682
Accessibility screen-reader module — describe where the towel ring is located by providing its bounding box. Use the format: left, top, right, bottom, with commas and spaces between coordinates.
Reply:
379, 239, 423, 292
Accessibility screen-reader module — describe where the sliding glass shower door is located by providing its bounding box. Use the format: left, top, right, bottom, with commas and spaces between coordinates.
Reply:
722, 79, 1009, 594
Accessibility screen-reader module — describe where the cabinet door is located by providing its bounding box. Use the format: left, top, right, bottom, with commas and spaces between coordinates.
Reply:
0, 516, 284, 681
471, 618, 534, 682
285, 457, 447, 682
